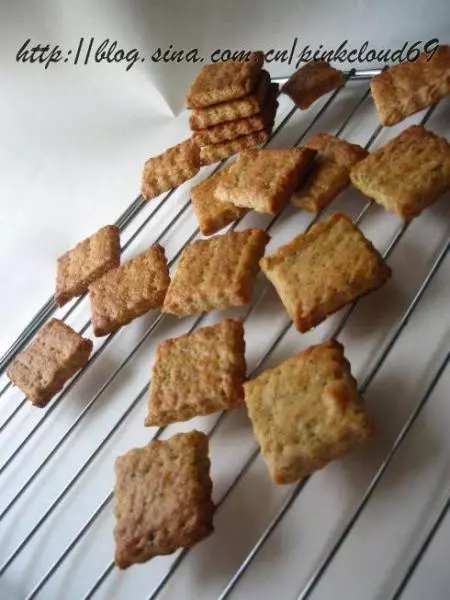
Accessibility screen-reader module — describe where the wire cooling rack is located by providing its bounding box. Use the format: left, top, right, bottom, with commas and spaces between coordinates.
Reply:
0, 69, 449, 600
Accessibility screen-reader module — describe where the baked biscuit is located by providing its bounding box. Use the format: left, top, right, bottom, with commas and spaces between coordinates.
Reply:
192, 83, 279, 146
291, 133, 368, 212
145, 319, 246, 426
141, 139, 200, 200
89, 244, 170, 336
244, 340, 373, 484
186, 51, 264, 108
114, 430, 214, 568
7, 318, 93, 407
350, 125, 450, 219
163, 229, 270, 316
214, 147, 317, 214
260, 213, 391, 332
370, 45, 450, 126
55, 225, 121, 306
281, 61, 345, 109
191, 165, 248, 236
189, 70, 270, 131
199, 129, 271, 166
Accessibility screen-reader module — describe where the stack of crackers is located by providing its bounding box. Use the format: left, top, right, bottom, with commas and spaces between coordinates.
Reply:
186, 51, 279, 165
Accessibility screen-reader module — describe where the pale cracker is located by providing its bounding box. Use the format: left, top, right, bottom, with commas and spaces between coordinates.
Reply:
163, 228, 270, 316
260, 213, 391, 332
244, 340, 373, 484
350, 125, 450, 219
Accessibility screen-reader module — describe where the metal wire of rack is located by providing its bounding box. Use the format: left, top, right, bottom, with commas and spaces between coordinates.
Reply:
0, 69, 449, 600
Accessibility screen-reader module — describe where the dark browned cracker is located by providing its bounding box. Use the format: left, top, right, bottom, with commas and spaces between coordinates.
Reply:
7, 318, 93, 407
89, 244, 170, 336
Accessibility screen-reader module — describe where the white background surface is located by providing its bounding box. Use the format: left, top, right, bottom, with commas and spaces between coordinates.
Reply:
1, 2, 450, 599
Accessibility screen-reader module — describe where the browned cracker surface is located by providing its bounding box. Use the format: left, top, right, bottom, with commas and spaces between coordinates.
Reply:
55, 225, 121, 306
350, 125, 450, 219
189, 70, 270, 130
193, 83, 279, 146
214, 147, 317, 214
191, 165, 248, 236
7, 318, 93, 407
89, 244, 170, 336
281, 60, 345, 109
186, 51, 264, 108
244, 339, 373, 484
199, 129, 271, 166
114, 430, 214, 568
291, 133, 368, 212
260, 213, 391, 332
145, 319, 246, 426
370, 45, 450, 126
163, 228, 270, 316
141, 139, 200, 200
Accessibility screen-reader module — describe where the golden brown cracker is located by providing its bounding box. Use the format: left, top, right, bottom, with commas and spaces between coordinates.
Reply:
191, 165, 248, 236
192, 83, 279, 146
189, 70, 270, 130
214, 147, 317, 214
114, 431, 214, 568
244, 340, 373, 484
350, 125, 450, 219
371, 45, 450, 126
55, 225, 121, 306
145, 319, 246, 426
141, 139, 200, 200
163, 228, 270, 317
260, 213, 391, 332
89, 244, 170, 336
291, 133, 368, 212
186, 51, 264, 108
7, 318, 93, 407
281, 61, 345, 109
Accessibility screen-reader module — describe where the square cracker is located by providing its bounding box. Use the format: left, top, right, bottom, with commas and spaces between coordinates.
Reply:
191, 165, 248, 236
199, 129, 271, 166
163, 228, 270, 317
145, 319, 246, 426
350, 125, 450, 220
214, 147, 317, 214
141, 139, 200, 200
244, 339, 373, 484
89, 244, 170, 337
114, 430, 214, 568
55, 225, 121, 306
281, 60, 345, 110
291, 133, 368, 212
192, 83, 279, 146
186, 51, 264, 108
260, 213, 391, 332
7, 318, 93, 407
189, 70, 270, 131
370, 45, 450, 126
